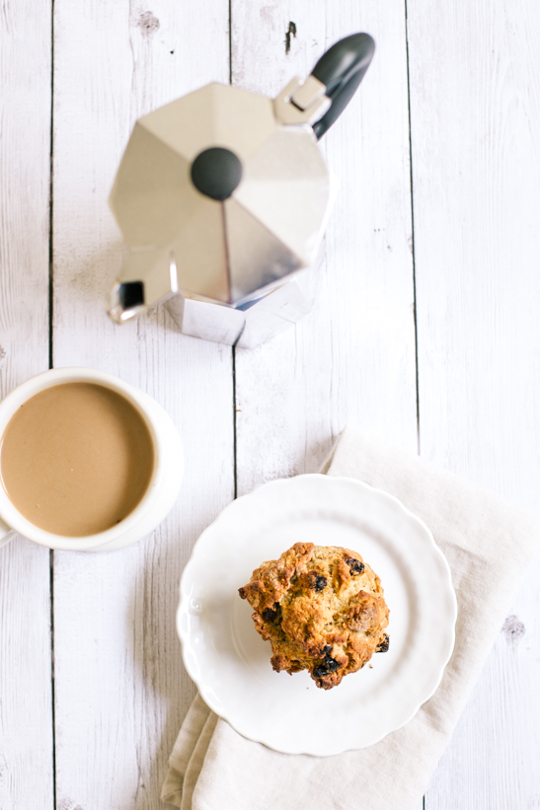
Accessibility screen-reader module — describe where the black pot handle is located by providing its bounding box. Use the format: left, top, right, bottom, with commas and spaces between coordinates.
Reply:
311, 33, 375, 140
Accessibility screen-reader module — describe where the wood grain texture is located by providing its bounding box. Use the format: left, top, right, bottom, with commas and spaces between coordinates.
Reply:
0, 2, 54, 808
406, 0, 540, 806
1, 0, 539, 806
50, 1, 233, 808
232, 4, 420, 808
232, 0, 419, 501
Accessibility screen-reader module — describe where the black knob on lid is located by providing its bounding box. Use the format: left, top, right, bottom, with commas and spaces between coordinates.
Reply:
190, 147, 243, 201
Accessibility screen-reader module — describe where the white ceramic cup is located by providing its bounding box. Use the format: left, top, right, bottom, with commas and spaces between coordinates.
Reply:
0, 367, 183, 552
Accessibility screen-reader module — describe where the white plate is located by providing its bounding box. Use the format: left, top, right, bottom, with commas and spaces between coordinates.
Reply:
177, 474, 457, 756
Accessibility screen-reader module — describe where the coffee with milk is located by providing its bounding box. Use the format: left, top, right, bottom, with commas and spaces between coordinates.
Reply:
0, 382, 154, 537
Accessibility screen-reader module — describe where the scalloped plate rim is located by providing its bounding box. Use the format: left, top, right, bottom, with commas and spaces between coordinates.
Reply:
177, 474, 457, 756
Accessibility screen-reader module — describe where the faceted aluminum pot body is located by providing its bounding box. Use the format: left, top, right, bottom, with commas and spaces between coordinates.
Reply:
107, 33, 376, 347
108, 83, 333, 347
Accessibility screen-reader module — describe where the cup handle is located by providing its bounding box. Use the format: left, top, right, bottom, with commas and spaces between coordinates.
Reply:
0, 517, 14, 549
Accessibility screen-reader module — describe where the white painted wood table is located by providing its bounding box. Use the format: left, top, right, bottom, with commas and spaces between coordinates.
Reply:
1, 2, 539, 808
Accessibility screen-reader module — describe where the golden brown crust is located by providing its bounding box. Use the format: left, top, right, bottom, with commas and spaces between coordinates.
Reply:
239, 543, 390, 690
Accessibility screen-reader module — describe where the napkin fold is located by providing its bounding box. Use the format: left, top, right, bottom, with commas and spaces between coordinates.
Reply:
162, 427, 540, 810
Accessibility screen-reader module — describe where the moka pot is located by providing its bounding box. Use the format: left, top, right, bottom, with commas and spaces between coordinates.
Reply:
107, 33, 375, 348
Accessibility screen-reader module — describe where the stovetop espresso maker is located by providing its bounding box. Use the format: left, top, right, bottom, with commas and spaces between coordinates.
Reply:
107, 33, 375, 348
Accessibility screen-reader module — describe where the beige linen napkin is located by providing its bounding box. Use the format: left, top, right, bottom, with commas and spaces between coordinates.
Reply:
162, 427, 540, 810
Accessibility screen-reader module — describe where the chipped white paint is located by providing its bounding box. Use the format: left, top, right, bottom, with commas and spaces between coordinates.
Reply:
0, 1, 54, 808
51, 1, 232, 808
0, 0, 539, 808
407, 1, 540, 806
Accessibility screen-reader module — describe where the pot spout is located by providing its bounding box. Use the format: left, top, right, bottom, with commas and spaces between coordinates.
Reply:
107, 248, 178, 324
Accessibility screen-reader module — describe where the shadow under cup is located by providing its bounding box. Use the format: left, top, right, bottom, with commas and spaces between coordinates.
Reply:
0, 379, 156, 542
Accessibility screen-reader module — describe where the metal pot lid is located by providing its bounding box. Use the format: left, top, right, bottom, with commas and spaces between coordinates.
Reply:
109, 83, 331, 304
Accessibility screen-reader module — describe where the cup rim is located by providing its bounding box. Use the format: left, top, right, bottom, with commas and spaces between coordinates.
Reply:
0, 367, 163, 550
